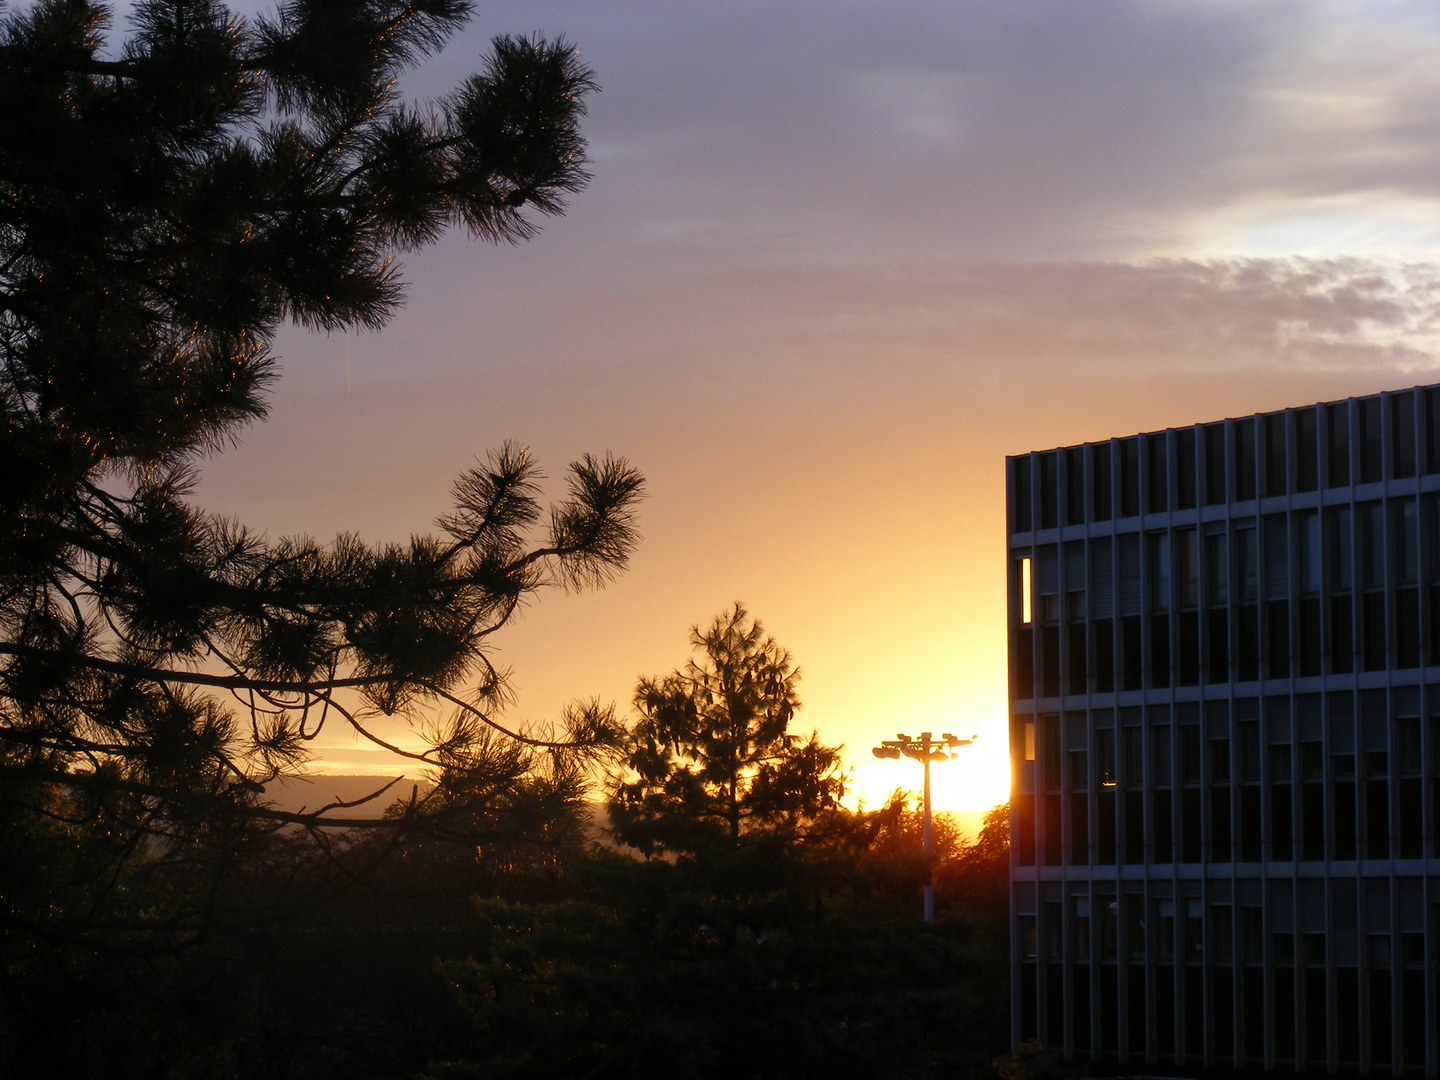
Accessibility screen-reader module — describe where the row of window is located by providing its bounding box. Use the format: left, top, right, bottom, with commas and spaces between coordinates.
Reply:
1013, 588, 1440, 697
1019, 891, 1427, 967
1014, 694, 1433, 791
1011, 386, 1440, 533
1011, 774, 1432, 866
1017, 502, 1437, 626
1017, 956, 1429, 1068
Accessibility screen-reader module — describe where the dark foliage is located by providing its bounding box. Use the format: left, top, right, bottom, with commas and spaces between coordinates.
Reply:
608, 604, 846, 856
0, 0, 643, 1052
427, 804, 1014, 1080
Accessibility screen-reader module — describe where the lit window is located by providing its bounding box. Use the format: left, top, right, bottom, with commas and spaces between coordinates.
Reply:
1024, 721, 1035, 761
1021, 557, 1033, 624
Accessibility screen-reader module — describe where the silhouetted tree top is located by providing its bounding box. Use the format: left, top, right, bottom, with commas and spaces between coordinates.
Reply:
609, 604, 846, 857
0, 0, 640, 952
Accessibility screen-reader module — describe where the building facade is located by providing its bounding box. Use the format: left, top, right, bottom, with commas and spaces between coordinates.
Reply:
1007, 385, 1440, 1073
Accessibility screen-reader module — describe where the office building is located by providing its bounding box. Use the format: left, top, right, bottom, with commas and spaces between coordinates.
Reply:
1007, 384, 1440, 1072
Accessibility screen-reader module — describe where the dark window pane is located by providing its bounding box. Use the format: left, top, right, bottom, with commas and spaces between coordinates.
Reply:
1121, 615, 1143, 691
1151, 614, 1171, 688
1211, 786, 1231, 861
1176, 428, 1196, 509
1328, 402, 1350, 486
1148, 432, 1168, 512
1013, 628, 1034, 697
1360, 397, 1383, 483
1333, 780, 1356, 859
1207, 608, 1229, 683
1067, 621, 1087, 694
1092, 443, 1112, 521
1265, 412, 1287, 496
1267, 600, 1290, 679
1294, 407, 1317, 492
1392, 390, 1416, 479
1154, 788, 1173, 861
1120, 437, 1140, 517
1237, 605, 1259, 681
1204, 423, 1226, 504
1039, 451, 1057, 528
1396, 587, 1419, 668
1234, 418, 1256, 500
1066, 445, 1085, 525
1094, 618, 1114, 693
1298, 597, 1321, 676
1272, 782, 1292, 860
1427, 387, 1440, 474
1014, 457, 1032, 531
1330, 594, 1353, 674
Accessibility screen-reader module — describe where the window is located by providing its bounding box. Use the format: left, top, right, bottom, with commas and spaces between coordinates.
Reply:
1210, 905, 1233, 962
1156, 899, 1176, 960
1241, 907, 1264, 963
1014, 457, 1032, 531
1073, 899, 1091, 961
1297, 511, 1322, 675
1091, 443, 1112, 521
1234, 418, 1256, 500
1179, 725, 1201, 784
1177, 529, 1198, 609
1151, 532, 1171, 611
1294, 407, 1318, 492
1176, 428, 1196, 509
1204, 423, 1226, 505
1265, 413, 1287, 496
1020, 557, 1033, 624
1264, 515, 1289, 599
1392, 390, 1416, 479
1043, 902, 1063, 961
1120, 437, 1140, 517
1152, 725, 1173, 786
1361, 502, 1384, 588
1038, 546, 1060, 623
1210, 737, 1231, 782
1184, 899, 1204, 962
1236, 525, 1258, 602
1039, 451, 1057, 529
1238, 719, 1261, 781
1096, 729, 1116, 786
1328, 402, 1350, 486
1360, 396, 1382, 483
1205, 531, 1228, 606
1394, 499, 1418, 585
1329, 506, 1353, 590
1428, 387, 1440, 474
1296, 512, 1320, 596
1024, 721, 1035, 761
1066, 445, 1085, 525
1148, 432, 1168, 512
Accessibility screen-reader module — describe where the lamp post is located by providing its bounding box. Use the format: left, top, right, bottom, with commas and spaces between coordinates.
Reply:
872, 731, 977, 922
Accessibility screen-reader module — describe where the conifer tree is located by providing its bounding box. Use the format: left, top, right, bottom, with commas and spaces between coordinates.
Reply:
609, 604, 845, 857
0, 0, 641, 952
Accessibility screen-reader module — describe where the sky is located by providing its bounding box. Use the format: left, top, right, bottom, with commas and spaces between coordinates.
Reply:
197, 0, 1440, 816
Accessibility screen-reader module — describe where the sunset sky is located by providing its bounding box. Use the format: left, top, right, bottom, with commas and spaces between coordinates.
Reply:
200, 0, 1440, 816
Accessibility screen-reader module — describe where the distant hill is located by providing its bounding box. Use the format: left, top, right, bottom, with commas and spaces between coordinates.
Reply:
259, 779, 998, 843
262, 774, 428, 819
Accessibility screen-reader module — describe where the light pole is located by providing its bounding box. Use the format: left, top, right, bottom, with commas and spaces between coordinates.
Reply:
872, 731, 977, 922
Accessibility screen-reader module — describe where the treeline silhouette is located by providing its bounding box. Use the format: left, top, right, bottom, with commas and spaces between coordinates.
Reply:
6, 603, 1013, 1078
8, 787, 1012, 1079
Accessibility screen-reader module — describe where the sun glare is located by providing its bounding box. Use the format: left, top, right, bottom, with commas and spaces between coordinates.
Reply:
846, 716, 1010, 814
